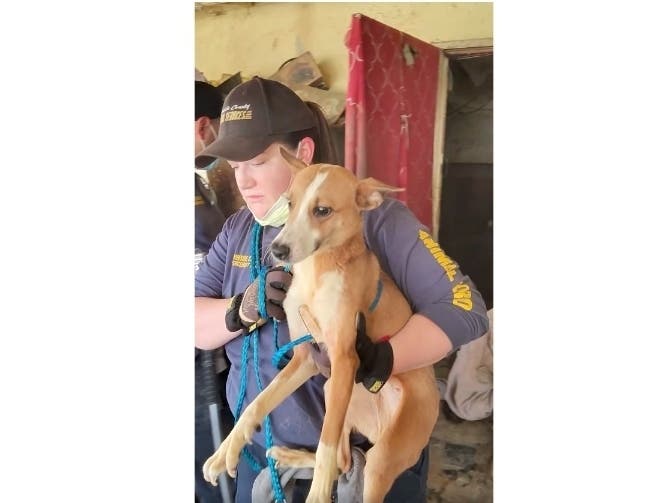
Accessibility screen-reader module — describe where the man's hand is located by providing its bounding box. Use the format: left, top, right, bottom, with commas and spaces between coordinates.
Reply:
225, 267, 293, 333
354, 312, 394, 393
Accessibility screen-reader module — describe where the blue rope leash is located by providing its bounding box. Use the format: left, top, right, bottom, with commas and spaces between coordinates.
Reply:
272, 334, 314, 369
252, 327, 286, 502
232, 221, 286, 502
250, 222, 262, 281
232, 334, 262, 472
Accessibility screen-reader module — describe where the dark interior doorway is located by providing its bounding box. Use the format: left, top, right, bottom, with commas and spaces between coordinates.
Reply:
438, 54, 493, 308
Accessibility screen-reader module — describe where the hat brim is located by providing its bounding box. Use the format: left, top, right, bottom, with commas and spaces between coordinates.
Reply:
195, 135, 275, 167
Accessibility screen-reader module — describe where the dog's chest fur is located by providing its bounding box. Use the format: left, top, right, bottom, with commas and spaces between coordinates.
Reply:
284, 256, 344, 345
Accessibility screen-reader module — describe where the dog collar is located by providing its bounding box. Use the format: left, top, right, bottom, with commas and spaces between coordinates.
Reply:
368, 278, 383, 312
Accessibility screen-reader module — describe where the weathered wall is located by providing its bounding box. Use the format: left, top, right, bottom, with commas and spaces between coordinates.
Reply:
195, 2, 493, 93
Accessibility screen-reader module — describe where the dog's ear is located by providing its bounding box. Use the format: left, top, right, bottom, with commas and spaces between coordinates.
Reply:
280, 147, 308, 174
355, 178, 404, 211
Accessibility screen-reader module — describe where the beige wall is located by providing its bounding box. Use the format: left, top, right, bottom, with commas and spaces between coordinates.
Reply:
195, 2, 492, 93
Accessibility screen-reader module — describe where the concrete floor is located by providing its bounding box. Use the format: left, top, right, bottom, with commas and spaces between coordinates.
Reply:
427, 358, 493, 502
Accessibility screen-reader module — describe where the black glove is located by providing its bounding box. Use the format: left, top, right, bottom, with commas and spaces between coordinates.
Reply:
225, 266, 293, 333
354, 312, 394, 393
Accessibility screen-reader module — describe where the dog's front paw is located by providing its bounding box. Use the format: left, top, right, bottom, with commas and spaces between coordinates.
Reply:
203, 436, 232, 484
203, 414, 259, 483
224, 412, 260, 471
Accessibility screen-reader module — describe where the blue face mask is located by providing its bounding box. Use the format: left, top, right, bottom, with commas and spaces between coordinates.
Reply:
201, 158, 220, 171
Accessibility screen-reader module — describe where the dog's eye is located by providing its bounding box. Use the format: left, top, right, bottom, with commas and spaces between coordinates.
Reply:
312, 206, 332, 218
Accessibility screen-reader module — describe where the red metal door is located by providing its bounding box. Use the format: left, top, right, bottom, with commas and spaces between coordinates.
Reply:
344, 14, 446, 233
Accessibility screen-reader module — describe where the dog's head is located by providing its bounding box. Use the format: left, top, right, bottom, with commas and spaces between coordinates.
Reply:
271, 148, 402, 264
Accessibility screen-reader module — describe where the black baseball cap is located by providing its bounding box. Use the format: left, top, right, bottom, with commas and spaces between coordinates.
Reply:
195, 76, 316, 166
195, 81, 223, 120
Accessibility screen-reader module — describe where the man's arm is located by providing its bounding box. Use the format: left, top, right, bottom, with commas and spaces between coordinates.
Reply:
195, 297, 242, 350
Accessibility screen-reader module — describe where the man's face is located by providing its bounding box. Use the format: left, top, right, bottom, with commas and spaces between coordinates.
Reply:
194, 117, 219, 156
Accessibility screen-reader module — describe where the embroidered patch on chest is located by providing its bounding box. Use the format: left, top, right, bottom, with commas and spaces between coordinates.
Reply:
232, 254, 250, 268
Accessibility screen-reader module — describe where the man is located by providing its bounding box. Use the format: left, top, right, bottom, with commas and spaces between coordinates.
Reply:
194, 80, 235, 503
195, 81, 228, 256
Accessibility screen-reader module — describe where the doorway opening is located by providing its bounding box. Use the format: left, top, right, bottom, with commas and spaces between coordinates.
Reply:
438, 52, 493, 308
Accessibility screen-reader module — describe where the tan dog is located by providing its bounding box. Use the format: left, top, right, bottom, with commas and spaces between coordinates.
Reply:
203, 151, 439, 502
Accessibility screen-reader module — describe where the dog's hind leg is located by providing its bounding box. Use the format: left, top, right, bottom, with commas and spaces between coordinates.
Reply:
362, 439, 415, 503
267, 429, 351, 473
362, 401, 433, 503
266, 445, 316, 468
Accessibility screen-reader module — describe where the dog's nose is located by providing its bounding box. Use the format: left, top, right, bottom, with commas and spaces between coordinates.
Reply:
271, 242, 290, 261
